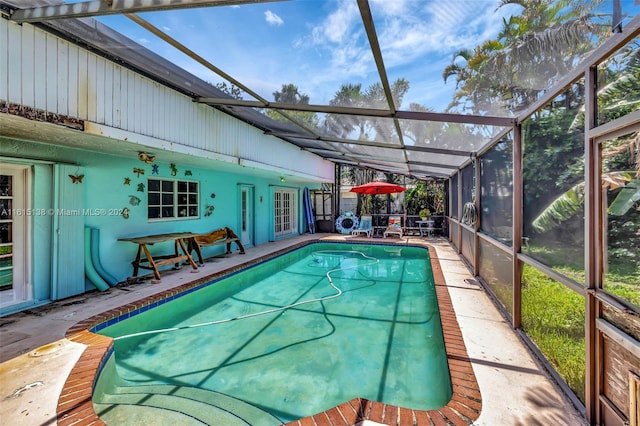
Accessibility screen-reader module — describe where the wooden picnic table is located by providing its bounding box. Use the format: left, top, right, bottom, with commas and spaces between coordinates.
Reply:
118, 232, 203, 283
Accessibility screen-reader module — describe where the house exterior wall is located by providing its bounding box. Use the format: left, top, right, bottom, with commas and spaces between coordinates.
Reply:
1, 140, 312, 315
0, 19, 333, 315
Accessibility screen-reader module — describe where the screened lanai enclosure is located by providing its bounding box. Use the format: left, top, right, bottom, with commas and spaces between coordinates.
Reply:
1, 0, 639, 425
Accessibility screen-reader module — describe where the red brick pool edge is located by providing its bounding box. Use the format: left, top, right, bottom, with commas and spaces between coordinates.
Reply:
57, 241, 481, 426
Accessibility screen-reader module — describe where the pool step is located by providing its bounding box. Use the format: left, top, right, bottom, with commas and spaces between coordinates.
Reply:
94, 401, 206, 425
95, 384, 282, 426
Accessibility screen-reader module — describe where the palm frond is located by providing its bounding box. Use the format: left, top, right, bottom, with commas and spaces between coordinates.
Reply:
532, 183, 584, 233
608, 179, 640, 216
532, 171, 639, 232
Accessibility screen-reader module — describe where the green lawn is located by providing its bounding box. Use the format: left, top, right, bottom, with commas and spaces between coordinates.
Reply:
521, 265, 586, 403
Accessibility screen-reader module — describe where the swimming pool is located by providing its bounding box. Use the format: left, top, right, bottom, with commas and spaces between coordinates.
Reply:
92, 242, 452, 424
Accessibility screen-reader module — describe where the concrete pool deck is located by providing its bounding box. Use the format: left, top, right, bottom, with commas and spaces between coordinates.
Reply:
0, 234, 586, 425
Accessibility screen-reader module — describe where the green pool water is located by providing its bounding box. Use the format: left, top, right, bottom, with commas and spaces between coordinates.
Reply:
95, 242, 452, 423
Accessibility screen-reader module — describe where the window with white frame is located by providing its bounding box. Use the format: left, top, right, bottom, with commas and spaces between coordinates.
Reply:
148, 178, 199, 220
274, 189, 297, 237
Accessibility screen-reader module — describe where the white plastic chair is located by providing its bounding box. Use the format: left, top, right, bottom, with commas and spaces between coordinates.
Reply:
383, 216, 403, 238
351, 215, 373, 238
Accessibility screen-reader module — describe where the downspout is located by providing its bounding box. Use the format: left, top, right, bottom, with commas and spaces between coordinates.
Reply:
89, 227, 118, 286
84, 227, 109, 291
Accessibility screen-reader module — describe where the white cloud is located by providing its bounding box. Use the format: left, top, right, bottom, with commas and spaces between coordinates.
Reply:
312, 1, 359, 44
369, 1, 520, 70
307, 2, 373, 81
265, 10, 284, 26
370, 0, 410, 15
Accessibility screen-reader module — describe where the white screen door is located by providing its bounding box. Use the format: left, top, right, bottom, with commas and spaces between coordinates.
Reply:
0, 164, 30, 308
239, 185, 253, 246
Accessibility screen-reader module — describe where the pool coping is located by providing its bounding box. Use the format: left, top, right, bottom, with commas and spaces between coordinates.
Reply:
56, 239, 481, 426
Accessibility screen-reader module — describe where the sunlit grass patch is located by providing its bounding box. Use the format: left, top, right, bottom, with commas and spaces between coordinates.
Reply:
521, 265, 585, 402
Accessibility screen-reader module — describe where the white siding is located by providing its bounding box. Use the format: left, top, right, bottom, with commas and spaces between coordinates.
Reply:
0, 15, 7, 103
46, 34, 57, 113
67, 44, 79, 118
20, 26, 35, 109
0, 19, 333, 181
34, 29, 47, 110
7, 21, 21, 104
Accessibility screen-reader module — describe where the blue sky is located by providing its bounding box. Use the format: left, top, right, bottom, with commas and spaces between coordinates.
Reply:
89, 0, 640, 112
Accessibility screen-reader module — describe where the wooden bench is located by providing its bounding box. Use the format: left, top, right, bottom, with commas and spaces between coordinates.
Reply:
187, 227, 246, 265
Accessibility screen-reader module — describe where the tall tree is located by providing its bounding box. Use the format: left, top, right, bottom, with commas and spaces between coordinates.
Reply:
324, 79, 410, 141
324, 83, 366, 139
266, 83, 318, 127
444, 0, 605, 115
273, 83, 310, 104
215, 82, 244, 100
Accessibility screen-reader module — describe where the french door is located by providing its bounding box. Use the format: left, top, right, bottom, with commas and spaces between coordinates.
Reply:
274, 189, 297, 238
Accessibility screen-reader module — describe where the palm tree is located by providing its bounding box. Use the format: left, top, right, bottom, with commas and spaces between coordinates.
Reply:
324, 78, 410, 141
324, 83, 366, 139
273, 83, 310, 104
341, 166, 379, 216
444, 0, 606, 115
363, 79, 410, 143
266, 83, 318, 127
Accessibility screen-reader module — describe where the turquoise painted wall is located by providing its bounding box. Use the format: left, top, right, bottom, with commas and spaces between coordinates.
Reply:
31, 164, 53, 302
2, 140, 314, 312
78, 152, 302, 281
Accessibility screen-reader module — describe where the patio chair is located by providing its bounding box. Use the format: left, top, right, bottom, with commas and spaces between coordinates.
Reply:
383, 215, 403, 238
351, 215, 373, 238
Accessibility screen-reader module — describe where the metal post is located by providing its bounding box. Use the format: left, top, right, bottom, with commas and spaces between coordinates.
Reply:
512, 124, 523, 329
473, 156, 480, 276
584, 66, 599, 425
334, 163, 341, 226
457, 169, 463, 253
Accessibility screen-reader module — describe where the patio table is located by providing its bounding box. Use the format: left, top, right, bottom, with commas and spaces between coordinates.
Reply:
418, 220, 435, 237
118, 232, 203, 283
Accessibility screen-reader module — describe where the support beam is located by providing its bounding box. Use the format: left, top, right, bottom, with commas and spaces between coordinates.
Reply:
584, 65, 599, 426
473, 156, 480, 277
408, 161, 459, 169
197, 97, 516, 127
9, 0, 281, 23
512, 124, 523, 329
357, 0, 412, 175
457, 170, 463, 254
274, 132, 473, 157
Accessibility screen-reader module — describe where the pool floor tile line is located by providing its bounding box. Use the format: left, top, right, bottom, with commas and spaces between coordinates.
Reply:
55, 238, 481, 426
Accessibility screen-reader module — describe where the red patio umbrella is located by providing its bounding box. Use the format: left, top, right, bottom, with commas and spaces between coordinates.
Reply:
350, 181, 406, 195
350, 181, 406, 234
